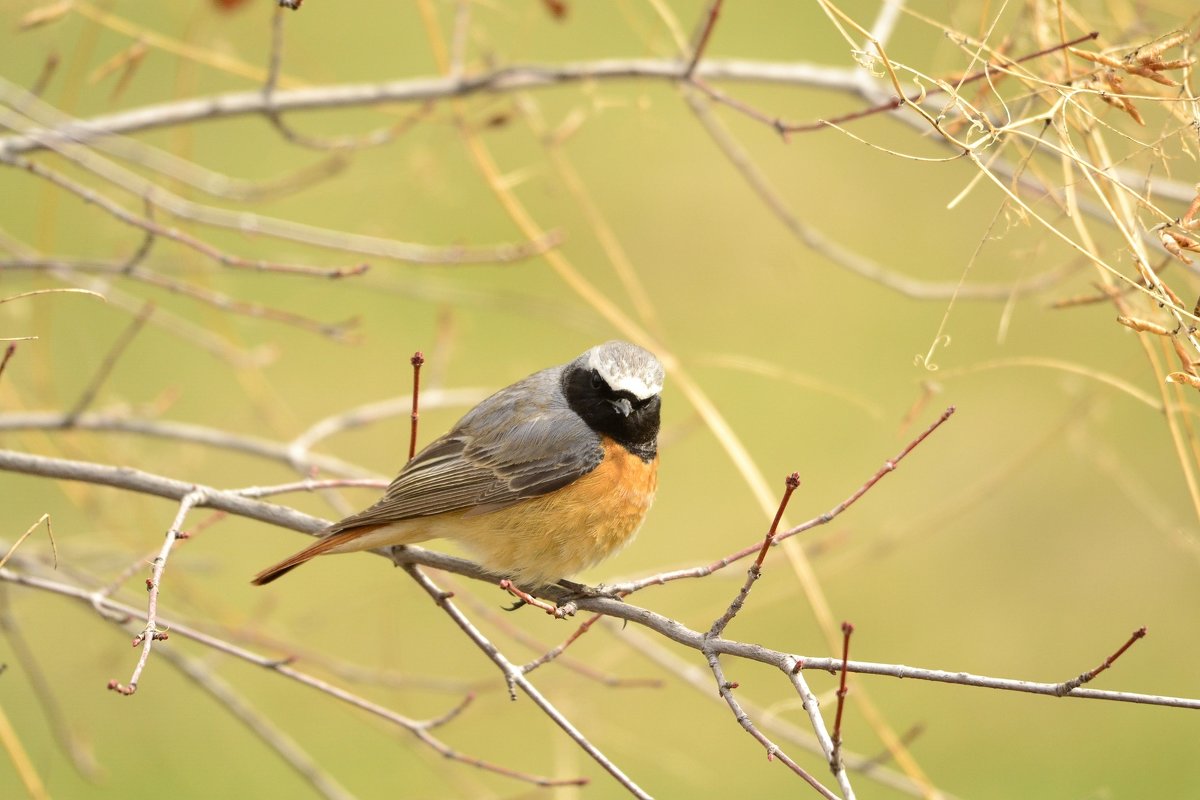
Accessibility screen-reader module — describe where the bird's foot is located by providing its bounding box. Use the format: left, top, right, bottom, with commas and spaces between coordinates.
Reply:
550, 580, 627, 618
498, 579, 571, 617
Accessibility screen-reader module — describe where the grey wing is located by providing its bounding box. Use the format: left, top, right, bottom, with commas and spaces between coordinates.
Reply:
328, 367, 602, 532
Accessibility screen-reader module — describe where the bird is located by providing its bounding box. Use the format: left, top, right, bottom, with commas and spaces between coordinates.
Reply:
251, 340, 663, 588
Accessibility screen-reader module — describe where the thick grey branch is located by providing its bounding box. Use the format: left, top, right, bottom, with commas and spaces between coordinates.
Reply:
0, 59, 856, 156
2, 447, 1197, 712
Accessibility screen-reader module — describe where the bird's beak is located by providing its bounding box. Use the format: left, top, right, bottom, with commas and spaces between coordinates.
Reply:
610, 397, 633, 417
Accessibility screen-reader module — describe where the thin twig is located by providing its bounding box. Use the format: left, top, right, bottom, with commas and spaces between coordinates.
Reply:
449, 580, 662, 688
682, 89, 1073, 300
0, 514, 56, 572
605, 664, 857, 794
616, 408, 956, 595
1054, 627, 1148, 696
0, 704, 48, 800
778, 31, 1101, 134
0, 152, 369, 278
705, 648, 840, 799
520, 613, 605, 676
286, 387, 488, 469
785, 662, 856, 799
400, 564, 639, 796
261, 6, 419, 150
2, 256, 362, 340
708, 472, 801, 638
699, 473, 839, 796
0, 85, 557, 266
0, 343, 16, 382
63, 300, 154, 424
683, 0, 724, 80
0, 587, 102, 781
109, 487, 209, 695
0, 59, 877, 156
448, 0, 472, 80
0, 409, 378, 479
0, 564, 574, 788
831, 622, 855, 775
409, 351, 424, 462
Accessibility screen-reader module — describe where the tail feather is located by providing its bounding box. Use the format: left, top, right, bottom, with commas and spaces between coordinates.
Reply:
251, 527, 379, 586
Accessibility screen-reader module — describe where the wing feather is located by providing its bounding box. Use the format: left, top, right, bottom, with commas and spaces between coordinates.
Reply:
328, 367, 603, 533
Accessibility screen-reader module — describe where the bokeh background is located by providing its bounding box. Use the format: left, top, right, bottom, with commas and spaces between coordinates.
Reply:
2, 0, 1199, 797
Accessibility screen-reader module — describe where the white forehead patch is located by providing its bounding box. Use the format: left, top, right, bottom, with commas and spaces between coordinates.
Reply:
585, 341, 664, 400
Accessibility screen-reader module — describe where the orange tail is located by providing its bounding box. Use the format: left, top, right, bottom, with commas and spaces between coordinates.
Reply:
251, 527, 378, 586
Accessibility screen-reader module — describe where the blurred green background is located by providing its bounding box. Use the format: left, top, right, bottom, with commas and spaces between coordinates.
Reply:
2, 0, 1199, 797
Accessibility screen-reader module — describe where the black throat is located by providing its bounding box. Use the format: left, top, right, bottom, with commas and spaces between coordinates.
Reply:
563, 366, 660, 462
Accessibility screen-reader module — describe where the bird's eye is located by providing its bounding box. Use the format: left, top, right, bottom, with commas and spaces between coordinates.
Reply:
590, 370, 604, 390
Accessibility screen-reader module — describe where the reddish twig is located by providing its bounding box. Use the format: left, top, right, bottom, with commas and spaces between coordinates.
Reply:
709, 472, 801, 638
684, 0, 724, 80
617, 408, 955, 595
780, 31, 1102, 134
831, 621, 855, 773
754, 471, 801, 569
0, 343, 15, 383
521, 613, 604, 676
1054, 627, 1148, 696
783, 659, 857, 798
697, 31, 1099, 138
778, 406, 955, 536
697, 472, 843, 795
408, 351, 424, 462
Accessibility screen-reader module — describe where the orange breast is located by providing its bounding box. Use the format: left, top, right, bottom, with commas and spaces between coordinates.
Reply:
442, 437, 659, 585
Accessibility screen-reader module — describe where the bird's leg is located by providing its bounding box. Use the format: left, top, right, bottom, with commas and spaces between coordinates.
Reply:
498, 579, 563, 615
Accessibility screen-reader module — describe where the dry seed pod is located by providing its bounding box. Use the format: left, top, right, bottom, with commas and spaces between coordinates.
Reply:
1166, 371, 1200, 390
18, 0, 71, 29
1117, 315, 1174, 335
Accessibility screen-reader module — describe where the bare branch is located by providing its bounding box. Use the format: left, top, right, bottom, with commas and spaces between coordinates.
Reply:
0, 60, 867, 157
0, 564, 576, 788
399, 564, 637, 796
108, 486, 210, 695
2, 447, 1194, 712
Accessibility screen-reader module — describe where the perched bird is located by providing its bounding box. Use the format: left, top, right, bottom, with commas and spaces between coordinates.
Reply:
252, 341, 663, 588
